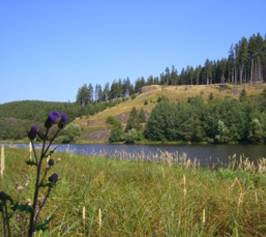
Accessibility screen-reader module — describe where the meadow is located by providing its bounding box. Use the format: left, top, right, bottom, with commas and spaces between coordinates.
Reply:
0, 148, 266, 237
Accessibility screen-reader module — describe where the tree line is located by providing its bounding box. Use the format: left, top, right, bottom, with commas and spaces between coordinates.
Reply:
89, 89, 266, 144
76, 33, 266, 105
144, 90, 266, 144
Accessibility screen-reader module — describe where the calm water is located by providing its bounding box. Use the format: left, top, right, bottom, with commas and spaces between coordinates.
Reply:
15, 143, 266, 166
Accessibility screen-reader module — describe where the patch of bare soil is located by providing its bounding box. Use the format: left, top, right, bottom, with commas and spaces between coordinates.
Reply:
86, 129, 110, 142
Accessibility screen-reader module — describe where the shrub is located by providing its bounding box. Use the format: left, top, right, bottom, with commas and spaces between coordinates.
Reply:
107, 116, 125, 143
56, 124, 81, 143
130, 94, 136, 100
125, 129, 143, 144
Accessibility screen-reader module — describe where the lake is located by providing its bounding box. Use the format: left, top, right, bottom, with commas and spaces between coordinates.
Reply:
15, 143, 266, 166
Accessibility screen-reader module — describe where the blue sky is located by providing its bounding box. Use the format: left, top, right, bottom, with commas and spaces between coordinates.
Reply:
0, 0, 265, 103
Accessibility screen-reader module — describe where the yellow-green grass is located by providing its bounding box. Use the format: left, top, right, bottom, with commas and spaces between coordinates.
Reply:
74, 83, 266, 143
1, 148, 265, 236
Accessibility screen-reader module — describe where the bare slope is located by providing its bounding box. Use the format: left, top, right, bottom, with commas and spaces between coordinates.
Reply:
74, 83, 266, 143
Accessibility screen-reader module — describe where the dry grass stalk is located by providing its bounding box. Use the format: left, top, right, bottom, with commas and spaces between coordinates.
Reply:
29, 142, 33, 161
257, 158, 266, 174
1, 144, 5, 177
254, 191, 258, 204
229, 177, 242, 191
98, 208, 102, 231
183, 175, 187, 198
82, 206, 86, 226
178, 213, 181, 228
202, 208, 206, 225
237, 192, 244, 215
46, 155, 51, 163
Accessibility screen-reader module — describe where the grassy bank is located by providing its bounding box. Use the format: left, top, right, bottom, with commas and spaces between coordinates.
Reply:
1, 148, 266, 236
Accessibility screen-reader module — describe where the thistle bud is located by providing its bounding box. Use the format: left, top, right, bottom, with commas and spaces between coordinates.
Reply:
58, 112, 68, 129
27, 125, 39, 140
48, 173, 58, 184
45, 111, 61, 128
48, 159, 54, 167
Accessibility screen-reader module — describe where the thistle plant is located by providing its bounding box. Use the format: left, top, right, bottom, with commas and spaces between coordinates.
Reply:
0, 111, 68, 237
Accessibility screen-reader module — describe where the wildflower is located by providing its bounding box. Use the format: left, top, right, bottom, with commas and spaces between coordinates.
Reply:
45, 111, 61, 128
58, 112, 68, 129
48, 173, 58, 184
48, 159, 54, 167
28, 125, 39, 140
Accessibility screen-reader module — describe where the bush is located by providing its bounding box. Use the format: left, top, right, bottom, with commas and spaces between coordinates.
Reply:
107, 116, 125, 143
109, 127, 125, 143
125, 129, 143, 144
56, 124, 81, 143
130, 94, 136, 100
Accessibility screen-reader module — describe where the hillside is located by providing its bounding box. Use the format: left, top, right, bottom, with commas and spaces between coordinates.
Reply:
74, 83, 266, 143
0, 100, 117, 141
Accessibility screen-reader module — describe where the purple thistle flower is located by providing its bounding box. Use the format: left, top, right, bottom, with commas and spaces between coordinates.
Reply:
45, 111, 61, 128
27, 125, 39, 140
48, 159, 54, 167
58, 112, 68, 129
48, 173, 58, 184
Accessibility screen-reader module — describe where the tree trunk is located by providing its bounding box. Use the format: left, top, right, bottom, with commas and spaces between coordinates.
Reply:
239, 65, 244, 84
250, 59, 254, 83
234, 67, 237, 84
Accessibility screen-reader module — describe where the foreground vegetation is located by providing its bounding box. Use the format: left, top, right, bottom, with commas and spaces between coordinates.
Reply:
1, 148, 266, 236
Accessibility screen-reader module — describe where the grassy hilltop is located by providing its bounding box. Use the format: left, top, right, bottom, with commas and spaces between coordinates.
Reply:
74, 83, 266, 143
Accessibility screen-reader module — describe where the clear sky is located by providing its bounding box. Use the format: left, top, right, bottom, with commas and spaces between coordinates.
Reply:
0, 0, 265, 103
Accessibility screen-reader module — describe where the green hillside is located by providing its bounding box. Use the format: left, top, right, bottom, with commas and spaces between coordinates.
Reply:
0, 83, 265, 143
74, 83, 266, 143
0, 100, 118, 141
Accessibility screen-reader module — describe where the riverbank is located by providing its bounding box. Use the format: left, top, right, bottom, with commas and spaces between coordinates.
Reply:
1, 148, 266, 236
10, 143, 266, 166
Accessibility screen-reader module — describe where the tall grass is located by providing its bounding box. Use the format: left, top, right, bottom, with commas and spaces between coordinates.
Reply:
0, 148, 265, 236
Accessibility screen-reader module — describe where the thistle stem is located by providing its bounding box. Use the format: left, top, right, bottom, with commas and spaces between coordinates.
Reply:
28, 128, 49, 237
